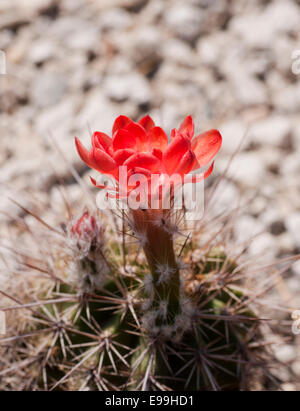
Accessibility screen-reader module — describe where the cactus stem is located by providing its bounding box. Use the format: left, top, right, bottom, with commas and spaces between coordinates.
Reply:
130, 208, 183, 334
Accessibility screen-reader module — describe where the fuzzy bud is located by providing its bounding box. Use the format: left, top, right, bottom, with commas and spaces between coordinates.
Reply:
67, 211, 110, 292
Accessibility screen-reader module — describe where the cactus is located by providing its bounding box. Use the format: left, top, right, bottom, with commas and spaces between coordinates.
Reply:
0, 115, 279, 391
0, 203, 277, 391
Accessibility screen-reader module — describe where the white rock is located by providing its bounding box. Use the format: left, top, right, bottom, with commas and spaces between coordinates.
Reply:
228, 151, 266, 187
234, 215, 265, 245
0, 28, 13, 49
265, 0, 300, 33
46, 16, 89, 38
275, 344, 297, 363
35, 98, 76, 137
230, 15, 272, 48
232, 74, 268, 107
260, 206, 282, 227
197, 32, 230, 67
248, 232, 279, 258
28, 39, 56, 64
0, 186, 32, 222
162, 39, 194, 66
30, 72, 68, 108
78, 90, 118, 135
250, 196, 267, 216
280, 152, 300, 176
230, 0, 300, 48
286, 277, 300, 294
291, 360, 300, 377
249, 115, 291, 147
273, 84, 300, 113
64, 26, 99, 51
259, 148, 281, 172
277, 232, 295, 254
285, 213, 300, 247
273, 36, 298, 75
100, 8, 132, 31
106, 56, 134, 75
291, 123, 300, 150
292, 260, 300, 277
128, 26, 162, 63
164, 3, 204, 43
281, 383, 297, 392
266, 70, 288, 94
50, 184, 84, 214
212, 180, 239, 215
103, 72, 151, 105
219, 120, 247, 153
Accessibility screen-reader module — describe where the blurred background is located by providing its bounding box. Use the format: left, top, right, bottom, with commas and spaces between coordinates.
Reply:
0, 0, 299, 389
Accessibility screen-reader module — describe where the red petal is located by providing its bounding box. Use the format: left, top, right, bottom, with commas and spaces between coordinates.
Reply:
92, 147, 117, 173
90, 176, 116, 190
139, 115, 155, 132
124, 152, 161, 173
162, 135, 191, 175
152, 148, 163, 161
113, 148, 135, 165
148, 126, 168, 151
184, 162, 214, 183
128, 167, 152, 179
92, 132, 112, 153
127, 167, 152, 191
125, 122, 148, 151
170, 128, 177, 140
174, 150, 196, 176
71, 211, 90, 235
192, 129, 222, 167
75, 137, 98, 169
112, 129, 136, 151
112, 115, 133, 136
178, 115, 194, 139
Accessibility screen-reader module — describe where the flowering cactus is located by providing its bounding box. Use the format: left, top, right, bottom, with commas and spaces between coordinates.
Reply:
75, 116, 222, 338
0, 115, 278, 391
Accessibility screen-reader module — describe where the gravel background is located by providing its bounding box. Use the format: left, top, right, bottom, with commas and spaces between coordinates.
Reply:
0, 0, 299, 389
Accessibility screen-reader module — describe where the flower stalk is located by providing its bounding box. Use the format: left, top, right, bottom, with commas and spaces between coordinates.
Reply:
131, 208, 181, 329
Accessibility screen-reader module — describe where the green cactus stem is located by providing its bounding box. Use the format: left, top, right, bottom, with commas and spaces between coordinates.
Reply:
130, 208, 181, 330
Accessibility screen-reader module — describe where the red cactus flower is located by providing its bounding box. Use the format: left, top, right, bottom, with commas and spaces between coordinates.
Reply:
75, 115, 222, 194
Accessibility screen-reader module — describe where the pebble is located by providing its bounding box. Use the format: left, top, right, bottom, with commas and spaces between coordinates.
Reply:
230, 0, 300, 48
249, 232, 279, 259
164, 3, 204, 43
103, 72, 152, 105
292, 260, 300, 277
100, 8, 132, 31
30, 72, 68, 108
234, 215, 265, 245
291, 361, 300, 377
219, 120, 247, 153
28, 39, 56, 64
275, 344, 297, 363
228, 152, 266, 187
286, 214, 300, 248
281, 383, 297, 392
249, 115, 291, 147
